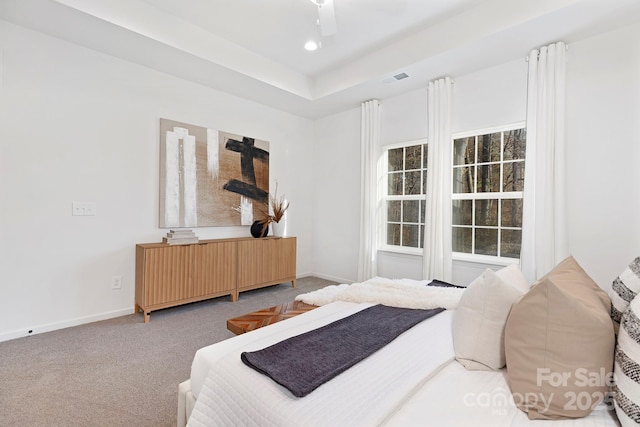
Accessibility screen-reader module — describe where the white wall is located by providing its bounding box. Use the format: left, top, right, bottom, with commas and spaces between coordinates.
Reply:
311, 108, 362, 283
565, 23, 640, 289
0, 21, 315, 341
313, 22, 640, 288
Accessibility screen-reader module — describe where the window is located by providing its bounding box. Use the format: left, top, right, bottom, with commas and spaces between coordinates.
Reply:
382, 140, 428, 252
452, 125, 526, 260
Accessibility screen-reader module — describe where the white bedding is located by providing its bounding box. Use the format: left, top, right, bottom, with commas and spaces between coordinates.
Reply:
185, 301, 620, 427
188, 301, 455, 426
387, 360, 620, 427
294, 276, 464, 309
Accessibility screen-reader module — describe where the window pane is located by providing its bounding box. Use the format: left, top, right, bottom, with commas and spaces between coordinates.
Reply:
419, 225, 424, 249
387, 223, 401, 246
388, 148, 403, 171
388, 172, 403, 195
452, 199, 472, 225
453, 137, 475, 166
452, 227, 472, 253
501, 199, 523, 227
501, 229, 522, 258
422, 169, 427, 195
387, 200, 401, 222
453, 166, 475, 193
504, 129, 526, 160
475, 228, 498, 256
403, 200, 419, 223
385, 140, 428, 249
405, 145, 422, 170
422, 144, 428, 169
477, 164, 500, 192
449, 127, 526, 260
503, 161, 525, 192
404, 171, 422, 195
402, 224, 419, 248
475, 199, 498, 227
477, 133, 501, 163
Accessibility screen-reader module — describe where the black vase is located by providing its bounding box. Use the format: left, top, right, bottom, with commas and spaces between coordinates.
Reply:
250, 220, 269, 238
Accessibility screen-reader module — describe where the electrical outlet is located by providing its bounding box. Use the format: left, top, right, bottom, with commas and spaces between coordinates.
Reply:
111, 275, 122, 290
72, 202, 96, 216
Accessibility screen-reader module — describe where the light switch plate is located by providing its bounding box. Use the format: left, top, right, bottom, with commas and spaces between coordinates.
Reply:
72, 202, 96, 216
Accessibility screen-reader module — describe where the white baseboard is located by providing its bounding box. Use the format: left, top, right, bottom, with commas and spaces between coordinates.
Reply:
0, 274, 352, 343
0, 307, 134, 344
301, 272, 353, 285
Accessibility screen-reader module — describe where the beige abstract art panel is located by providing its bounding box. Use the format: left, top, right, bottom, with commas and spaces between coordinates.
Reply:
159, 118, 269, 228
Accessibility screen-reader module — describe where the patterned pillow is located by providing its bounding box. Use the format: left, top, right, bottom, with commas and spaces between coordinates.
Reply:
614, 296, 640, 426
610, 257, 640, 332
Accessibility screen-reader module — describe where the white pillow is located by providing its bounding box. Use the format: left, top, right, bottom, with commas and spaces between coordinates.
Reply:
453, 265, 528, 370
614, 296, 640, 426
495, 263, 529, 293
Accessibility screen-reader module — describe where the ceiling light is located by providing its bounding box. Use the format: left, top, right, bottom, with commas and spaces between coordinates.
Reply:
305, 40, 320, 51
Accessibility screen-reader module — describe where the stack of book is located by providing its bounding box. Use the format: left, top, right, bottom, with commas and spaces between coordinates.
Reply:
163, 229, 199, 245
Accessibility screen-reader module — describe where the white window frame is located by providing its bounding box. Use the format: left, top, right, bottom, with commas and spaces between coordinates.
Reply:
379, 138, 428, 255
451, 122, 526, 265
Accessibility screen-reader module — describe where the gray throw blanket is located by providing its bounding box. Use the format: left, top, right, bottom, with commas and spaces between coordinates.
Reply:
240, 304, 444, 397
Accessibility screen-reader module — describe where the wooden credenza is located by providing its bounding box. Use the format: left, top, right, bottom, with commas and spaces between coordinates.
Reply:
135, 236, 296, 322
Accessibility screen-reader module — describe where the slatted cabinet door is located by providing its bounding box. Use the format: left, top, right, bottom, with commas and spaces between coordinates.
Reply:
273, 237, 296, 285
237, 237, 296, 292
193, 240, 238, 302
136, 243, 194, 322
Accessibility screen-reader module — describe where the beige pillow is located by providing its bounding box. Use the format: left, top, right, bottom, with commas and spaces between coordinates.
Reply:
505, 256, 615, 420
453, 265, 528, 370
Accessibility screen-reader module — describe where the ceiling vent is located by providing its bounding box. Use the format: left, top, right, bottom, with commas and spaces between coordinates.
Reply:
382, 72, 410, 84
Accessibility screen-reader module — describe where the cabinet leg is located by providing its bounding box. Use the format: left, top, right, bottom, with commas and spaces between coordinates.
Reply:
143, 312, 150, 323
230, 291, 238, 302
292, 278, 296, 288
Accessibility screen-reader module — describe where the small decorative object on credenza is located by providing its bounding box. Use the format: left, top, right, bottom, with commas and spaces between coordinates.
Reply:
254, 181, 289, 238
163, 229, 199, 245
250, 220, 269, 238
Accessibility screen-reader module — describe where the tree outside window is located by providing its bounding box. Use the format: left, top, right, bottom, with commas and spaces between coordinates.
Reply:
383, 140, 427, 252
452, 125, 526, 259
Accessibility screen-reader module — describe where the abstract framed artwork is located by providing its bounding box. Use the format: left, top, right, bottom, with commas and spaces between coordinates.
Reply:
159, 118, 269, 228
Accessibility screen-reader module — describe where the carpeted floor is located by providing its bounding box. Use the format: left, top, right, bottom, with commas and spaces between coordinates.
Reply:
0, 276, 337, 427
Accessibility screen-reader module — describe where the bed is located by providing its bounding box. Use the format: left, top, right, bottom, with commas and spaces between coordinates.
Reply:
177, 273, 621, 427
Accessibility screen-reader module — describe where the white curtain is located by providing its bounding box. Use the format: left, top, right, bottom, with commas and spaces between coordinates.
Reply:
520, 41, 569, 283
357, 99, 381, 282
423, 77, 453, 281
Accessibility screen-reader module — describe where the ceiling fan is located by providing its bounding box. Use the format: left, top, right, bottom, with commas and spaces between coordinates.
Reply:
310, 0, 337, 36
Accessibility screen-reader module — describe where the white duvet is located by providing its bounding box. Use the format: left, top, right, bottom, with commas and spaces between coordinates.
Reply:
187, 301, 455, 427
186, 299, 620, 427
388, 361, 619, 427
